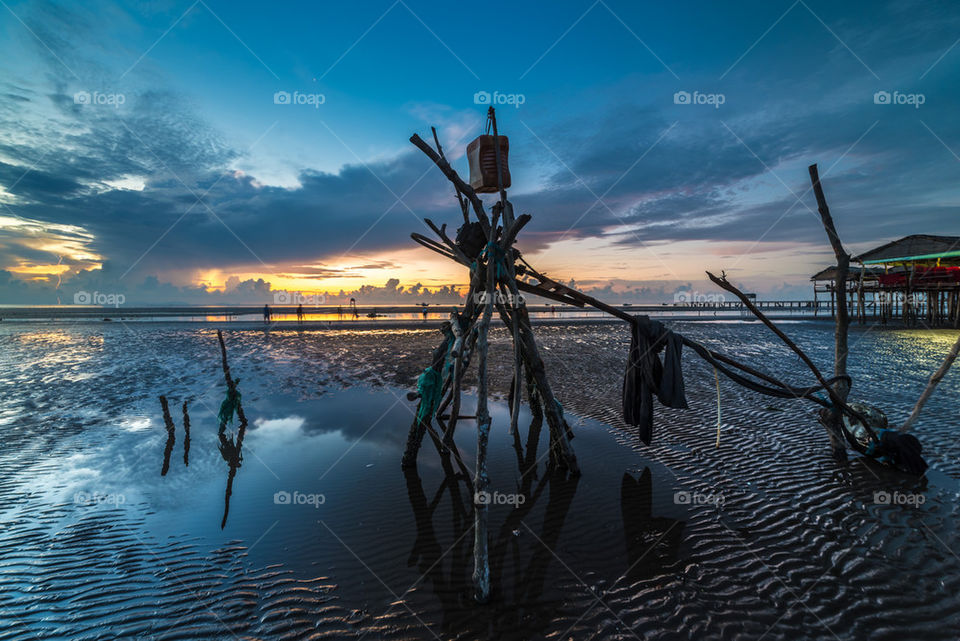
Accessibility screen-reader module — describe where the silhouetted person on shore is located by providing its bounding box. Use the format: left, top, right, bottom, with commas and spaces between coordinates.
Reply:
263, 304, 271, 324
296, 304, 304, 324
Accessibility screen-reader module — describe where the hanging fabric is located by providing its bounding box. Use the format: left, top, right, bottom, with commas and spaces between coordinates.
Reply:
622, 318, 688, 445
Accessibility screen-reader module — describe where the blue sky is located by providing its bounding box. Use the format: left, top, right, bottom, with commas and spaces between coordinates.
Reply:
1, 0, 958, 304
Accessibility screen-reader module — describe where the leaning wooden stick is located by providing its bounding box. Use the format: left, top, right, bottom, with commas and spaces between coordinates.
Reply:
409, 133, 491, 235
705, 271, 867, 425
809, 163, 851, 381
431, 126, 469, 224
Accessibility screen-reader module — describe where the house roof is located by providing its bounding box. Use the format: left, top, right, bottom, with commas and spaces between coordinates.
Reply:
854, 234, 960, 265
810, 266, 889, 281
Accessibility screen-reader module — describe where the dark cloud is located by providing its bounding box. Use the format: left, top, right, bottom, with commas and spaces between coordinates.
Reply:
2, 0, 960, 303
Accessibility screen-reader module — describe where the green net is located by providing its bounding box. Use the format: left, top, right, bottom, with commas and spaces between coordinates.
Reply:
416, 368, 443, 424
218, 385, 242, 427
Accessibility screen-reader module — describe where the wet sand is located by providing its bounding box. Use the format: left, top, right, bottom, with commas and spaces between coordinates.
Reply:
0, 321, 958, 640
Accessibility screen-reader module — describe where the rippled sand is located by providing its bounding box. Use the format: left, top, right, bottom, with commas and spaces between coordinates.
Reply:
0, 321, 958, 640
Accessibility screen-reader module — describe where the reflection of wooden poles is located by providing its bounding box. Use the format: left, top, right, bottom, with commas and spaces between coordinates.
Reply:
182, 401, 191, 466
216, 329, 248, 529
901, 334, 960, 433
402, 462, 475, 634
219, 423, 246, 530
159, 395, 176, 476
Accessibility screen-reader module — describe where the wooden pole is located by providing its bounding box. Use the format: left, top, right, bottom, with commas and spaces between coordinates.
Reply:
472, 223, 498, 604
808, 164, 853, 459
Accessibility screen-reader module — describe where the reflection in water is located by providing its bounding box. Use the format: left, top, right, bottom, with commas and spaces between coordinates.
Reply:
159, 397, 192, 475
159, 396, 176, 477
218, 411, 247, 530
620, 469, 685, 581
216, 329, 250, 530
182, 401, 191, 466
404, 464, 473, 630
513, 472, 580, 605
5, 323, 958, 640
403, 409, 586, 635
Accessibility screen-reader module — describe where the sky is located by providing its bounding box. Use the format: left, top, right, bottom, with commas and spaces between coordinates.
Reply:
0, 0, 958, 305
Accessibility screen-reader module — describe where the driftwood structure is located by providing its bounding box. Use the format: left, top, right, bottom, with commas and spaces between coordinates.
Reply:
401, 111, 959, 602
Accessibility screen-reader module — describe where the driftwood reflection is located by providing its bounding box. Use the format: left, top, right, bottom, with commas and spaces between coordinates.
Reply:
620, 468, 685, 581
402, 408, 582, 634
492, 468, 579, 606
156, 332, 248, 529
403, 463, 473, 628
158, 396, 192, 476
159, 396, 176, 477
217, 329, 249, 530
401, 409, 688, 636
182, 400, 191, 466
218, 411, 247, 529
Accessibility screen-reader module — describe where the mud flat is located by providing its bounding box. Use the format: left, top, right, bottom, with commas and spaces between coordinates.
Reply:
0, 321, 957, 640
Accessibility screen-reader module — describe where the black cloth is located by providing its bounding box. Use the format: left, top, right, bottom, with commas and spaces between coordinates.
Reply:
623, 318, 688, 444
878, 430, 928, 475
455, 222, 486, 260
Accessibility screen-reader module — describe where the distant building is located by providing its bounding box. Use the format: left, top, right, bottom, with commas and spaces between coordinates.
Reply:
811, 234, 960, 327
